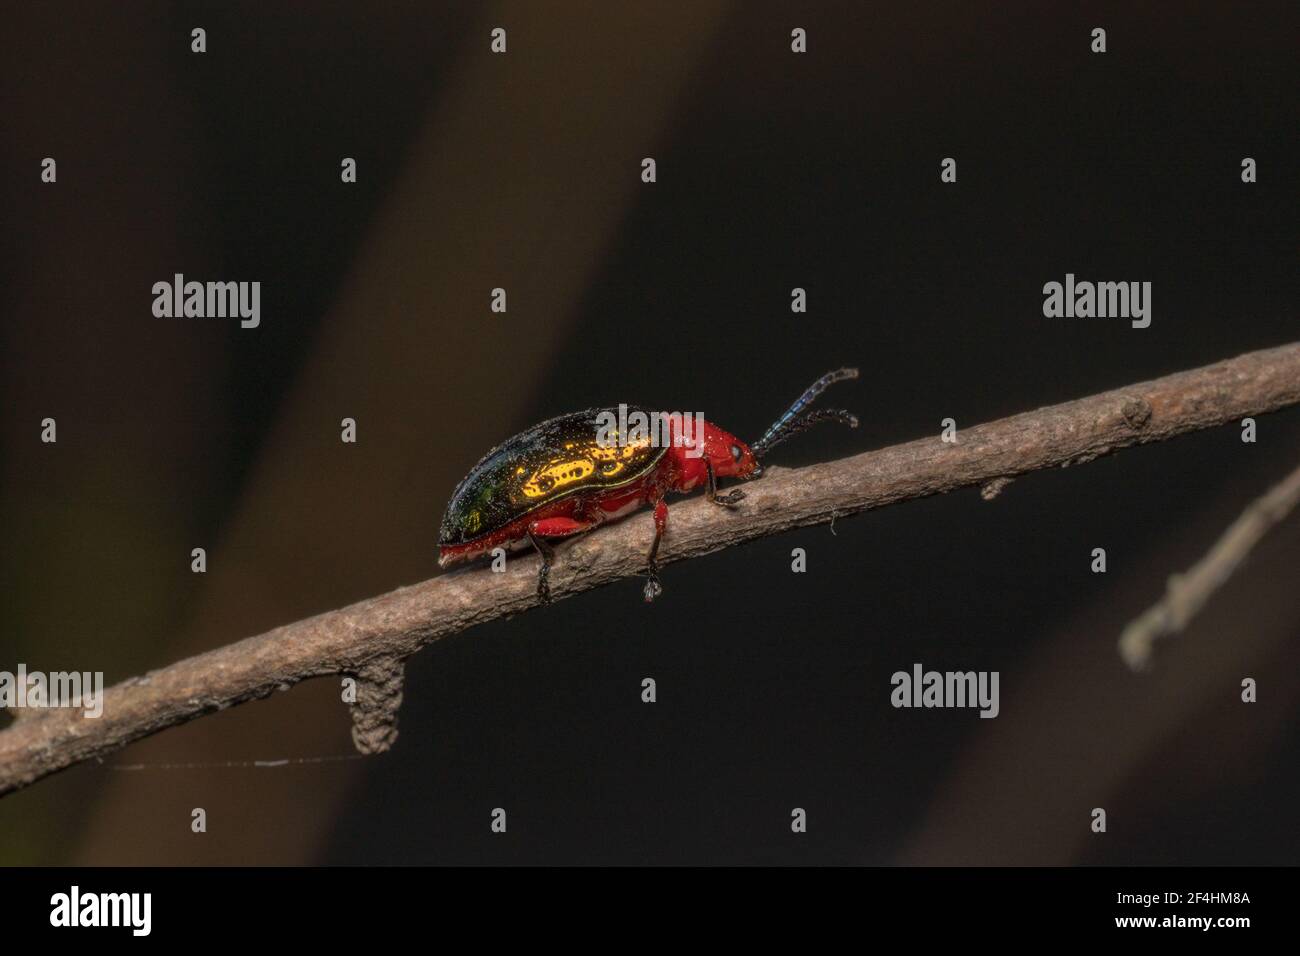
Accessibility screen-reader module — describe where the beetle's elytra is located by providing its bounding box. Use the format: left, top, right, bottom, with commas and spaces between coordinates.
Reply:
438, 368, 859, 603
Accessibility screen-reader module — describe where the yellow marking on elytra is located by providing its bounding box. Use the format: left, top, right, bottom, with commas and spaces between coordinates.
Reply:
518, 434, 654, 499
522, 458, 595, 497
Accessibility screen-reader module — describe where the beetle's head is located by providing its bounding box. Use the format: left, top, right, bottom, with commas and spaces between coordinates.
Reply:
701, 421, 760, 480
747, 367, 860, 475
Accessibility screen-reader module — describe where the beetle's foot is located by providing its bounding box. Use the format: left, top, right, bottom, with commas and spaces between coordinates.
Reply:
537, 570, 553, 605
643, 568, 663, 603
712, 489, 746, 507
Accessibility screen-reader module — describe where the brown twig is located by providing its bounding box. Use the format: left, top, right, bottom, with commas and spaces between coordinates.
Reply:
1119, 455, 1300, 671
2, 342, 1299, 796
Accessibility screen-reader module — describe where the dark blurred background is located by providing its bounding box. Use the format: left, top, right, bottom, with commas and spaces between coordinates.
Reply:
1, 1, 1297, 865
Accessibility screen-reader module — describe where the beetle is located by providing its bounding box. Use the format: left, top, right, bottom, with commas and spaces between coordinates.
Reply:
438, 367, 859, 603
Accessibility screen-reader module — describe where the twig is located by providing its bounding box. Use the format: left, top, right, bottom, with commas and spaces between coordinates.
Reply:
2, 342, 1299, 796
1119, 455, 1300, 671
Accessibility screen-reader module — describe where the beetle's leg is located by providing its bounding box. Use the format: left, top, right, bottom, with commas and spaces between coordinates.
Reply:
644, 498, 668, 602
527, 517, 597, 604
705, 459, 746, 507
526, 529, 556, 604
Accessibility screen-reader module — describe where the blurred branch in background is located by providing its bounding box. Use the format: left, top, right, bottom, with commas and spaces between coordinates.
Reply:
901, 433, 1300, 867
2, 341, 1298, 797
1120, 457, 1300, 671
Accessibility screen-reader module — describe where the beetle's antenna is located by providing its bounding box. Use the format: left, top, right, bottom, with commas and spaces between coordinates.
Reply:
750, 367, 859, 460
760, 408, 859, 452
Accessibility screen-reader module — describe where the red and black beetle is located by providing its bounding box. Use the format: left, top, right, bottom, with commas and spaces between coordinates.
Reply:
438, 368, 859, 602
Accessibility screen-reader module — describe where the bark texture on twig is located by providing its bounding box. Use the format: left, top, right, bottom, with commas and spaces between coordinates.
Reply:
1119, 455, 1300, 671
2, 342, 1298, 796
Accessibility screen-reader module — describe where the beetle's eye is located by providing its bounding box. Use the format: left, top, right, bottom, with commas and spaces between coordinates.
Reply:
730, 444, 742, 461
